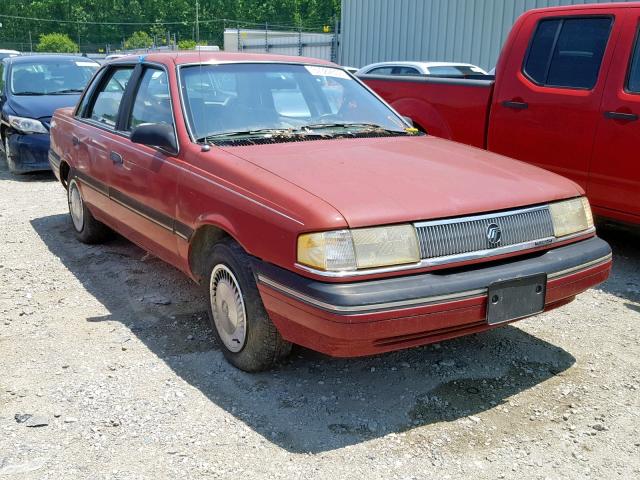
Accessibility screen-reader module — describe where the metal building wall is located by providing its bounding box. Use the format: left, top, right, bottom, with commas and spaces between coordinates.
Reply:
339, 0, 634, 70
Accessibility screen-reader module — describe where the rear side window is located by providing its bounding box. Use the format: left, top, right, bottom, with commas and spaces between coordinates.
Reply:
392, 66, 420, 75
628, 28, 640, 93
524, 17, 612, 89
367, 67, 394, 75
86, 67, 134, 128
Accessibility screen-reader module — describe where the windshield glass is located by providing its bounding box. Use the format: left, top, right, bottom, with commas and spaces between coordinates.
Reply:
179, 63, 407, 140
10, 59, 98, 95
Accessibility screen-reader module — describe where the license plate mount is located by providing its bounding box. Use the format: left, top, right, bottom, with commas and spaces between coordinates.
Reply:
486, 273, 547, 325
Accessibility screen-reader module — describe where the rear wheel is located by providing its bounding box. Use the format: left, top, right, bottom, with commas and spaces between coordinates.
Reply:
67, 176, 110, 244
205, 239, 292, 371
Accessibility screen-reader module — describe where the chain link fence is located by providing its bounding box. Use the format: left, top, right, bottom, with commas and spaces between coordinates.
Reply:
0, 17, 339, 62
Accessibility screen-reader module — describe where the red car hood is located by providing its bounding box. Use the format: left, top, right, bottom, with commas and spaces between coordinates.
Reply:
222, 135, 583, 228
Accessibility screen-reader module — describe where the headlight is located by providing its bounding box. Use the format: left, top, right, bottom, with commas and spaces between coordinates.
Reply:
8, 115, 47, 134
297, 224, 420, 272
549, 197, 594, 237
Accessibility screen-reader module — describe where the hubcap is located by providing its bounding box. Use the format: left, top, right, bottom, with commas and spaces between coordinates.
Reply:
68, 180, 84, 232
210, 264, 247, 352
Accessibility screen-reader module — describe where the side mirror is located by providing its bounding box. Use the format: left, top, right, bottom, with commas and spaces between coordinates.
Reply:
402, 115, 414, 127
130, 123, 177, 154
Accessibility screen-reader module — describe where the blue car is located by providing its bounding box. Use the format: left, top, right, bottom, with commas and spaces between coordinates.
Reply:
0, 55, 99, 174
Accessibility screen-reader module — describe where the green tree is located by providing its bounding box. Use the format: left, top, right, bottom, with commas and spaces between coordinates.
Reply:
178, 39, 197, 50
0, 1, 341, 53
36, 33, 78, 53
124, 31, 154, 50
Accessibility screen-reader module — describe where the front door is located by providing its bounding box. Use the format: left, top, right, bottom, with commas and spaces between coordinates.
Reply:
588, 11, 640, 222
489, 12, 620, 189
108, 65, 181, 265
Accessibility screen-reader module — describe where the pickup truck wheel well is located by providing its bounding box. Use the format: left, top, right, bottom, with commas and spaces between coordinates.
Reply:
189, 225, 232, 281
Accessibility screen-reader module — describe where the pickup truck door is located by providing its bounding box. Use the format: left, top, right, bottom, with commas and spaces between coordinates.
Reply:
488, 12, 621, 189
588, 12, 640, 222
107, 65, 182, 266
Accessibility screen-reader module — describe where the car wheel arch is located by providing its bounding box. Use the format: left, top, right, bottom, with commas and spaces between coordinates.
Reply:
59, 161, 71, 188
188, 221, 250, 283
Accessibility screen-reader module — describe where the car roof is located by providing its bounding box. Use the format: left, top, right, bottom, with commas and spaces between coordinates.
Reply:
108, 51, 336, 67
7, 54, 100, 65
528, 1, 640, 14
362, 61, 481, 69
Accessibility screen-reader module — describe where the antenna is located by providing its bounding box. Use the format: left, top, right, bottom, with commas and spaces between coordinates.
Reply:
195, 0, 200, 45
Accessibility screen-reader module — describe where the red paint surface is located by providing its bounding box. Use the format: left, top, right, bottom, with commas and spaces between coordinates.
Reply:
363, 2, 640, 225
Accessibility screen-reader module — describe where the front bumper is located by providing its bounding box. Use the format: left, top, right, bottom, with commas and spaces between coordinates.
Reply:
255, 237, 612, 357
5, 132, 51, 173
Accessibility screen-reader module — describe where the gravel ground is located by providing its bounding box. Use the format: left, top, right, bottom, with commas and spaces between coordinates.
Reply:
0, 158, 639, 480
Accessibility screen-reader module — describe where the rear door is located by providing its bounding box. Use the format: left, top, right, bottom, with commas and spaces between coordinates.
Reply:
75, 65, 136, 218
489, 11, 621, 189
588, 10, 640, 222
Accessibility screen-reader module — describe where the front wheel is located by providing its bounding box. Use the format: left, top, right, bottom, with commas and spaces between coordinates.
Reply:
67, 176, 110, 244
205, 239, 292, 371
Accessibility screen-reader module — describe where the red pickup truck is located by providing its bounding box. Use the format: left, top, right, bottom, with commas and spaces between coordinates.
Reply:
49, 52, 611, 371
362, 2, 640, 226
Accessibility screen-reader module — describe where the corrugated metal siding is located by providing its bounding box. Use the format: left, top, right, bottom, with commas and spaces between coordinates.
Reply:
339, 0, 635, 69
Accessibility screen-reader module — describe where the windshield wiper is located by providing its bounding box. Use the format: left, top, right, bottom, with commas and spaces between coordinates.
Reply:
50, 88, 84, 94
197, 128, 317, 143
299, 122, 406, 134
13, 91, 47, 96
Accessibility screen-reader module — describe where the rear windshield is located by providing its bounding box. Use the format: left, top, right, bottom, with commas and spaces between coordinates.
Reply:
10, 59, 98, 95
179, 63, 407, 140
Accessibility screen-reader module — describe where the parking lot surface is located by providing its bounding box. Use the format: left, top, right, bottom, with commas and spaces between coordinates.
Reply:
0, 161, 639, 479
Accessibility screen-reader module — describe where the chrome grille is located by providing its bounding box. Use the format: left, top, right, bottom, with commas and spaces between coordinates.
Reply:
415, 206, 554, 259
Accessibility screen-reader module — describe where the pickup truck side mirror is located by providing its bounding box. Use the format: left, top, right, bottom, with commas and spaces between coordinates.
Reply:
130, 123, 178, 155
402, 115, 414, 127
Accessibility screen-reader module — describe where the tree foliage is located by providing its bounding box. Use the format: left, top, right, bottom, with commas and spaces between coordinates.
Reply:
36, 33, 78, 53
0, 0, 341, 51
124, 31, 153, 50
178, 39, 197, 50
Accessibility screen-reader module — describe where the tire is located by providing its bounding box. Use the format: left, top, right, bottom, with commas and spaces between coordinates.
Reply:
204, 238, 292, 372
67, 176, 110, 244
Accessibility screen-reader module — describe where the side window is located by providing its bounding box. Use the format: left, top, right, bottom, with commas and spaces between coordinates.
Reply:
392, 66, 420, 75
628, 28, 640, 93
368, 67, 394, 75
86, 67, 134, 128
0, 62, 5, 92
127, 68, 173, 130
524, 17, 612, 89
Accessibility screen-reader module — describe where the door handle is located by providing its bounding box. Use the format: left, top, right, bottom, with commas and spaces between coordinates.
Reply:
110, 151, 123, 164
604, 111, 638, 121
72, 135, 80, 146
502, 100, 529, 110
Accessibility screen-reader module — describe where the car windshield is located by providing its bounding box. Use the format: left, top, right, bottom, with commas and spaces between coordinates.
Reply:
10, 59, 98, 95
180, 63, 408, 140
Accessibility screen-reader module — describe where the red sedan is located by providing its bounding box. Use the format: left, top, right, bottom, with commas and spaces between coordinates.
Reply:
49, 52, 611, 371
